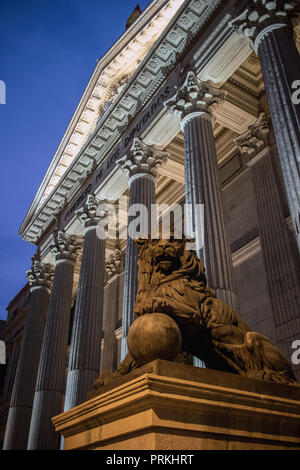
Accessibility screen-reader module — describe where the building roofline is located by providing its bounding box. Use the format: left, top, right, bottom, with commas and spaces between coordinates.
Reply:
19, 0, 175, 238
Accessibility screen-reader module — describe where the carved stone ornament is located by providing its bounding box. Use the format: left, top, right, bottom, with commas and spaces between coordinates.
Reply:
164, 71, 226, 128
117, 138, 168, 182
109, 75, 130, 103
230, 1, 300, 52
105, 249, 124, 282
94, 236, 298, 388
50, 231, 82, 263
26, 260, 54, 289
98, 76, 130, 119
235, 112, 272, 158
76, 194, 109, 229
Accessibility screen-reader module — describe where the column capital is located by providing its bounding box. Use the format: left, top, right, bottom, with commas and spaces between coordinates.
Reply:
105, 249, 124, 282
50, 231, 82, 264
76, 194, 109, 230
235, 113, 273, 164
26, 260, 54, 290
230, 1, 299, 53
117, 138, 168, 184
164, 71, 226, 130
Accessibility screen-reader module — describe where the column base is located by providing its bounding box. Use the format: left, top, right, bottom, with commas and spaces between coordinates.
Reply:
53, 360, 300, 450
3, 406, 32, 450
28, 390, 62, 450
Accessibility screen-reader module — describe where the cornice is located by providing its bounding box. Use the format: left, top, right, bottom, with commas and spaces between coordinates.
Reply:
20, 0, 224, 243
19, 0, 186, 240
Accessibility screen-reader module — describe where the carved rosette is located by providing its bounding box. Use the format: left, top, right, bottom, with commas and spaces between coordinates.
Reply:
235, 113, 273, 160
164, 71, 226, 128
105, 249, 124, 282
230, 1, 299, 52
50, 231, 82, 263
76, 194, 108, 230
26, 260, 54, 289
117, 138, 168, 183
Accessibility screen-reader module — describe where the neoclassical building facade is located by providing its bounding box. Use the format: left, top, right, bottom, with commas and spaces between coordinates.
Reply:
1, 0, 300, 450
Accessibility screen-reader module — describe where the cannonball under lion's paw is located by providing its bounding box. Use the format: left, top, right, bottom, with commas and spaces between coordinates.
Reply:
127, 313, 182, 365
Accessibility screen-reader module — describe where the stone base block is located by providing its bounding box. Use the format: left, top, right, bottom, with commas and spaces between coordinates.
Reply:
52, 360, 300, 450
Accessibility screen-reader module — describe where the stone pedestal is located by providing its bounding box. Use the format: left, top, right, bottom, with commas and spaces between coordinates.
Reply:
53, 360, 300, 451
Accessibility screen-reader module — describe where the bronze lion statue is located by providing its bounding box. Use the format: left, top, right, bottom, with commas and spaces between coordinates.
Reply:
95, 236, 297, 388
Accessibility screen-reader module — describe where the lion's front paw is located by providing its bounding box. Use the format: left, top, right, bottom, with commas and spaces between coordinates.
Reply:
135, 300, 155, 315
93, 370, 115, 389
153, 297, 173, 314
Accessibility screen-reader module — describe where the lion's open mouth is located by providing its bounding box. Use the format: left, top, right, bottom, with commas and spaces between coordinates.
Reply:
155, 252, 175, 264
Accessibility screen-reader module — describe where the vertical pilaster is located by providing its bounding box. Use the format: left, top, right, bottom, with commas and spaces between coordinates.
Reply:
117, 138, 168, 359
165, 72, 238, 310
236, 114, 300, 378
3, 260, 53, 450
27, 232, 81, 450
64, 195, 107, 411
101, 250, 123, 372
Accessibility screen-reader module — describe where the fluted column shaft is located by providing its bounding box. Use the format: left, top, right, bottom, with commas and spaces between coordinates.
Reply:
230, 2, 300, 252
64, 228, 106, 411
165, 72, 238, 311
3, 283, 51, 449
121, 175, 156, 359
249, 149, 300, 378
27, 233, 80, 450
183, 114, 238, 310
118, 138, 168, 360
257, 27, 300, 251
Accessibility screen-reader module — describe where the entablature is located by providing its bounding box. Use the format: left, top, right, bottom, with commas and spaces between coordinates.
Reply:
21, 0, 261, 245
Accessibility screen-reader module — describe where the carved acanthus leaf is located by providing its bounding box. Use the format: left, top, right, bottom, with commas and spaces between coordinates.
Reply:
50, 231, 82, 262
117, 138, 168, 180
26, 260, 54, 289
76, 194, 109, 229
164, 71, 226, 121
105, 249, 124, 282
230, 1, 299, 46
235, 113, 272, 157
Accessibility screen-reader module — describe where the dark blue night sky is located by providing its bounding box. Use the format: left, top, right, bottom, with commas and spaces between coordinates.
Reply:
0, 0, 151, 319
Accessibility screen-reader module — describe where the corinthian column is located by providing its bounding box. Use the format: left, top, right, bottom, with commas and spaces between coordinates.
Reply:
64, 195, 107, 411
27, 232, 82, 450
164, 72, 238, 310
236, 113, 300, 378
3, 259, 53, 450
230, 1, 300, 252
117, 138, 168, 359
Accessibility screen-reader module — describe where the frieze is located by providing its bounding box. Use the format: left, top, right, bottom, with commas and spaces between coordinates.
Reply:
62, 80, 175, 225
21, 0, 224, 242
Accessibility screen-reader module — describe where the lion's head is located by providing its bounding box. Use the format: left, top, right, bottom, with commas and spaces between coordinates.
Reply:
135, 235, 207, 284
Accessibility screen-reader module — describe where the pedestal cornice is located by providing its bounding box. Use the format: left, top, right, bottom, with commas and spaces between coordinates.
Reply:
53, 360, 300, 451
